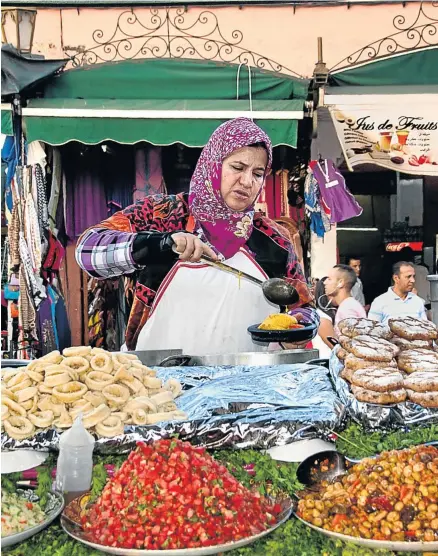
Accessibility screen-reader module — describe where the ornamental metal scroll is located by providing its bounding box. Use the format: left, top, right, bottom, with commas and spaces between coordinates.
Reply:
67, 8, 303, 78
330, 1, 438, 72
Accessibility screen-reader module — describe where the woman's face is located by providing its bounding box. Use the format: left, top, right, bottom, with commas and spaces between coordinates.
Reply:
220, 146, 268, 212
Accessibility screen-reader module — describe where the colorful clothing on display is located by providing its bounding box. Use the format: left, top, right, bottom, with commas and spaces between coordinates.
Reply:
311, 159, 363, 223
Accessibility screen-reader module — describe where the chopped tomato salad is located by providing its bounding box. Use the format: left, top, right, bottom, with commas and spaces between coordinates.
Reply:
82, 439, 282, 550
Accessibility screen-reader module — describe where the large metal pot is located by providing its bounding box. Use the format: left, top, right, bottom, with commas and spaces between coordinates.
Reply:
157, 349, 319, 367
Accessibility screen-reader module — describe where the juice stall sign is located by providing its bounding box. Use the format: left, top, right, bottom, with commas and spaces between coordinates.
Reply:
329, 108, 438, 175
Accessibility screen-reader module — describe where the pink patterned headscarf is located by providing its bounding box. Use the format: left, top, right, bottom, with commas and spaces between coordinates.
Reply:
189, 118, 272, 260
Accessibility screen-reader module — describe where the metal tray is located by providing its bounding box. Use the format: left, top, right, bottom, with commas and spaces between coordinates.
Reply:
1, 490, 64, 548
61, 496, 294, 555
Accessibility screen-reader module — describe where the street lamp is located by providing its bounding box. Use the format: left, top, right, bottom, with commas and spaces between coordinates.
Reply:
1, 8, 37, 53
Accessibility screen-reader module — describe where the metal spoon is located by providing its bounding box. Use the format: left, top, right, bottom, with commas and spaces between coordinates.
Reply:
199, 255, 299, 306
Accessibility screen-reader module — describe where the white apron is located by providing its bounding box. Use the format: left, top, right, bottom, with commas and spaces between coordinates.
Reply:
136, 249, 276, 355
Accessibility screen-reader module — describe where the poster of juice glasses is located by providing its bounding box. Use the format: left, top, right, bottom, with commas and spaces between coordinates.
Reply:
329, 107, 438, 175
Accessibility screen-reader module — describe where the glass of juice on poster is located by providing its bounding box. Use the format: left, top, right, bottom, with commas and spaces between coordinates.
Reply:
396, 130, 409, 146
379, 131, 393, 152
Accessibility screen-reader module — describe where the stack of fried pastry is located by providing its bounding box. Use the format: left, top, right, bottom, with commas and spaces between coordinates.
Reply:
389, 317, 438, 408
337, 317, 438, 408
337, 318, 404, 404
1, 347, 186, 440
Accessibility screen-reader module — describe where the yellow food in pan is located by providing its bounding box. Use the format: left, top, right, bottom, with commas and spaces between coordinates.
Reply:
258, 314, 302, 330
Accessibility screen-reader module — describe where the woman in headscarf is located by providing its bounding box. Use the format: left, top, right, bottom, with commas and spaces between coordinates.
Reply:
76, 118, 315, 354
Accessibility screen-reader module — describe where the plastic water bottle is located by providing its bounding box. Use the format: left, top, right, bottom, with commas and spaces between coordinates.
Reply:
56, 415, 95, 504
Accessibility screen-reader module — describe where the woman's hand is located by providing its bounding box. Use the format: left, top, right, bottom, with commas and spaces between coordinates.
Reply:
171, 233, 218, 262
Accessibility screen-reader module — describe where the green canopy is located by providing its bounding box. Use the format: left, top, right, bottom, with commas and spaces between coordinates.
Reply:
23, 58, 309, 147
330, 48, 438, 87
1, 107, 13, 136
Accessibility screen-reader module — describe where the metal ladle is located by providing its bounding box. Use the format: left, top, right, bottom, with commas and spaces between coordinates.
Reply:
190, 257, 298, 308
172, 245, 297, 305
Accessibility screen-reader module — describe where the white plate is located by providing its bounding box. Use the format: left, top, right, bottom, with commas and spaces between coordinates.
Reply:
295, 514, 438, 553
1, 450, 49, 474
1, 490, 64, 548
61, 498, 294, 556
267, 440, 336, 463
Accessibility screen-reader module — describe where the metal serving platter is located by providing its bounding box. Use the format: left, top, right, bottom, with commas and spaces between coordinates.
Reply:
1, 490, 64, 548
61, 497, 294, 556
295, 514, 438, 553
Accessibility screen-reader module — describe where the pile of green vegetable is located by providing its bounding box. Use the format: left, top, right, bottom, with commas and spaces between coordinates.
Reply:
3, 422, 437, 556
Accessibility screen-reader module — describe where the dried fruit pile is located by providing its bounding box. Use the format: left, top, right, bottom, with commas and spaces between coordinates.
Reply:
82, 439, 282, 550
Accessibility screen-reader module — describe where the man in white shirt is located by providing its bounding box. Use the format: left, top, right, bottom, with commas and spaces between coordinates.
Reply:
325, 264, 367, 336
348, 256, 366, 306
368, 261, 427, 325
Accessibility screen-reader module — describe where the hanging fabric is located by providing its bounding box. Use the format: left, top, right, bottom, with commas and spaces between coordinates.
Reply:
310, 159, 363, 223
134, 145, 166, 201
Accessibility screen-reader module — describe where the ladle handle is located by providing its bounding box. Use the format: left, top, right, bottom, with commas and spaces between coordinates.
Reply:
171, 244, 263, 286
199, 255, 263, 286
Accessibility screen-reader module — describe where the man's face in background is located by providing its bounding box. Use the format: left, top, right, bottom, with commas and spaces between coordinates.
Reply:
349, 259, 361, 278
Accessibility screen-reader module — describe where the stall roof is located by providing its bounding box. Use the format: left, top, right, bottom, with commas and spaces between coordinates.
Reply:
24, 58, 310, 147
329, 47, 438, 87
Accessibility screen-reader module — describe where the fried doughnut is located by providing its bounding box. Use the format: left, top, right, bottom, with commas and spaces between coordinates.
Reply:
49, 400, 66, 417
6, 371, 28, 388
9, 379, 33, 393
95, 416, 124, 437
111, 411, 129, 423
2, 368, 23, 381
406, 389, 438, 408
84, 391, 106, 407
85, 371, 115, 391
21, 399, 34, 411
143, 376, 162, 389
52, 381, 88, 403
337, 348, 348, 361
160, 401, 178, 412
27, 360, 45, 371
37, 395, 53, 412
1, 385, 17, 401
131, 361, 157, 376
16, 386, 38, 404
91, 347, 107, 355
53, 406, 73, 429
26, 370, 44, 383
38, 383, 54, 395
389, 317, 437, 341
90, 353, 113, 374
28, 410, 54, 429
4, 416, 35, 439
102, 384, 130, 407
124, 397, 157, 415
350, 368, 404, 393
40, 350, 63, 364
164, 379, 182, 398
113, 366, 134, 382
28, 395, 39, 414
69, 402, 94, 421
144, 411, 185, 425
119, 377, 143, 394
151, 390, 174, 405
351, 385, 406, 405
147, 388, 161, 397
130, 368, 144, 382
131, 408, 148, 425
82, 404, 111, 428
62, 357, 90, 374
1, 404, 10, 420
44, 372, 71, 388
2, 396, 26, 416
63, 346, 92, 357
404, 371, 438, 393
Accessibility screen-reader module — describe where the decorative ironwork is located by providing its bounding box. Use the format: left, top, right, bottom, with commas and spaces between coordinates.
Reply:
330, 1, 438, 72
67, 8, 303, 78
